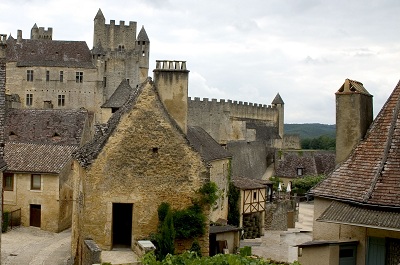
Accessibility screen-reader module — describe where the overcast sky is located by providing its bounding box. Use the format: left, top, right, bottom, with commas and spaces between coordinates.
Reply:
1, 0, 400, 124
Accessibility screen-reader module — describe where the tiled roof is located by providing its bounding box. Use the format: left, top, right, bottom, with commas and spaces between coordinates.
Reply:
275, 150, 335, 179
4, 142, 77, 173
187, 126, 231, 162
101, 79, 133, 108
232, 176, 269, 190
137, 26, 150, 42
0, 158, 6, 171
317, 201, 400, 231
6, 38, 95, 68
209, 225, 241, 234
336, 79, 371, 95
5, 109, 89, 145
312, 81, 400, 207
74, 79, 148, 167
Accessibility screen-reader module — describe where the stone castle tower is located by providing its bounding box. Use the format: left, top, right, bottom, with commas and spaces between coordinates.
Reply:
335, 79, 373, 164
92, 9, 150, 100
30, 24, 53, 40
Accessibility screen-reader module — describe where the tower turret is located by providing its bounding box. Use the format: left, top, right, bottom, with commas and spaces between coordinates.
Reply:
93, 8, 106, 49
136, 26, 150, 83
335, 79, 373, 165
272, 93, 284, 139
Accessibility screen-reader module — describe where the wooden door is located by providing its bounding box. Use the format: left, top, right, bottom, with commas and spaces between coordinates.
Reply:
30, 204, 41, 228
367, 237, 385, 265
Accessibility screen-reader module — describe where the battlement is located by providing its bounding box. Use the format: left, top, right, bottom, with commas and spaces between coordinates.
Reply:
189, 97, 273, 109
31, 24, 53, 40
108, 20, 136, 28
155, 60, 187, 71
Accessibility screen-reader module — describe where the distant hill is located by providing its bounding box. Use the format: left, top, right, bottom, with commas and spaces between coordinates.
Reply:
284, 123, 336, 139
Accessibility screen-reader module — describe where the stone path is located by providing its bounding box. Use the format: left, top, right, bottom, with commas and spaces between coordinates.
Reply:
1, 227, 71, 265
241, 201, 314, 263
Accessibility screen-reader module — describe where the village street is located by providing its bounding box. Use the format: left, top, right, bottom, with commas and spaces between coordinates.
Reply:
0, 202, 313, 264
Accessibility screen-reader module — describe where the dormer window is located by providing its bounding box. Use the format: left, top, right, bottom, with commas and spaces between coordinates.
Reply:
297, 168, 304, 176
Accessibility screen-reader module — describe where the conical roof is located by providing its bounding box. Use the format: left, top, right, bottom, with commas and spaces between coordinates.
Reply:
272, 93, 284, 105
137, 26, 150, 42
312, 81, 400, 208
94, 8, 105, 20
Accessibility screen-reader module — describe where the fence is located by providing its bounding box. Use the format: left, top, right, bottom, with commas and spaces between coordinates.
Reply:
9, 208, 21, 229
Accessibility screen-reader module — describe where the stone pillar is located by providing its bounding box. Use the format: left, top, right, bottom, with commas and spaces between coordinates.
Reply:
153, 60, 189, 134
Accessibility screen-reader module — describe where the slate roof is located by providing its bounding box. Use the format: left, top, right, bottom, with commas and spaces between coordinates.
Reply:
232, 176, 269, 190
271, 93, 284, 105
137, 26, 150, 42
0, 158, 7, 171
209, 225, 242, 234
5, 109, 89, 145
311, 81, 400, 208
317, 201, 400, 231
187, 126, 231, 163
6, 38, 95, 68
275, 150, 335, 179
101, 79, 133, 108
4, 142, 77, 174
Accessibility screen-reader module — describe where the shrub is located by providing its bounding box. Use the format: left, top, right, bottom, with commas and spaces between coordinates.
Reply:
292, 175, 326, 195
156, 210, 175, 260
198, 182, 218, 206
2, 212, 10, 233
157, 202, 171, 223
227, 182, 240, 226
173, 203, 206, 239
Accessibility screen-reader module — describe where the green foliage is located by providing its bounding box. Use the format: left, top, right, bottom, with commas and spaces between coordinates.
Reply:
157, 210, 175, 260
190, 240, 202, 257
301, 135, 335, 150
158, 202, 171, 223
198, 182, 219, 206
101, 263, 112, 265
227, 182, 240, 226
292, 175, 326, 195
239, 246, 252, 257
142, 251, 302, 265
2, 211, 10, 233
173, 203, 206, 239
269, 176, 283, 192
284, 123, 335, 139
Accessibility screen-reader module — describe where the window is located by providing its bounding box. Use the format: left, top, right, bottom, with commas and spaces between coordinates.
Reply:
27, 70, 33, 82
253, 191, 257, 200
59, 71, 63, 82
58, 95, 65, 106
26, 94, 33, 106
103, 77, 107, 88
76, 72, 83, 83
126, 78, 129, 84
46, 71, 49, 81
31, 174, 41, 190
104, 61, 107, 71
3, 173, 14, 191
297, 168, 304, 176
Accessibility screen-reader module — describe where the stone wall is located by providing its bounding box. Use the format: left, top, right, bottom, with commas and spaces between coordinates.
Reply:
82, 239, 101, 265
283, 134, 301, 149
264, 200, 296, 231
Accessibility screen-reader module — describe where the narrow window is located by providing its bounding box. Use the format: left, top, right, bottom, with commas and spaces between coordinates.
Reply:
253, 191, 257, 200
3, 173, 14, 191
26, 94, 33, 106
75, 72, 83, 83
103, 77, 107, 88
57, 95, 65, 106
126, 78, 129, 84
104, 61, 107, 71
46, 70, 49, 81
142, 51, 145, 57
31, 174, 41, 190
59, 71, 63, 82
27, 70, 34, 82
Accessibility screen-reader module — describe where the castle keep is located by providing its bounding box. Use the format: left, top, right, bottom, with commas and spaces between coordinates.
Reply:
4, 9, 149, 123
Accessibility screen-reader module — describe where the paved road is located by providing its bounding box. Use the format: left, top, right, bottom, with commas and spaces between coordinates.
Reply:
1, 226, 71, 265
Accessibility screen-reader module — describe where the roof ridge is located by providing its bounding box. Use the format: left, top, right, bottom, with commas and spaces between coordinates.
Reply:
363, 82, 400, 202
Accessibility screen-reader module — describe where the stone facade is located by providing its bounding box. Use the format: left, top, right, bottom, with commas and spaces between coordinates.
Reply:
4, 9, 149, 123
72, 76, 212, 262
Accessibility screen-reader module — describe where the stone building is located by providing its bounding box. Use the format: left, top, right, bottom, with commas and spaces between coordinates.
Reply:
71, 61, 234, 262
299, 80, 400, 265
2, 109, 94, 232
4, 9, 149, 123
188, 93, 286, 180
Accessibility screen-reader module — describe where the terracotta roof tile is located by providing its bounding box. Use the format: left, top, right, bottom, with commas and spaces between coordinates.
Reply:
312, 81, 400, 207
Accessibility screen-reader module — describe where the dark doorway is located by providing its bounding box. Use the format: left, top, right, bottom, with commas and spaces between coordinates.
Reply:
30, 204, 41, 227
112, 203, 133, 248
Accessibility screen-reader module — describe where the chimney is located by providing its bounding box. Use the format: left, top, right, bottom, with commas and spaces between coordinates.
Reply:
17, 30, 22, 43
335, 79, 373, 165
153, 60, 189, 134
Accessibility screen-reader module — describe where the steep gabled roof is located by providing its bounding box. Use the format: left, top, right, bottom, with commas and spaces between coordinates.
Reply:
6, 38, 94, 68
272, 93, 284, 105
4, 142, 77, 174
187, 126, 231, 163
137, 26, 150, 42
312, 81, 400, 208
101, 79, 133, 108
5, 109, 89, 145
232, 176, 269, 190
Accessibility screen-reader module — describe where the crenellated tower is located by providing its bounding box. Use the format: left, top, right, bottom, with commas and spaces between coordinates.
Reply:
30, 24, 53, 40
92, 9, 150, 102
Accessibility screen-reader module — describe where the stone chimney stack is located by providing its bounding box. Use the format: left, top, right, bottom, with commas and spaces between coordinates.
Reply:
0, 35, 6, 156
153, 60, 189, 134
0, 34, 7, 59
335, 79, 373, 165
17, 30, 22, 43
